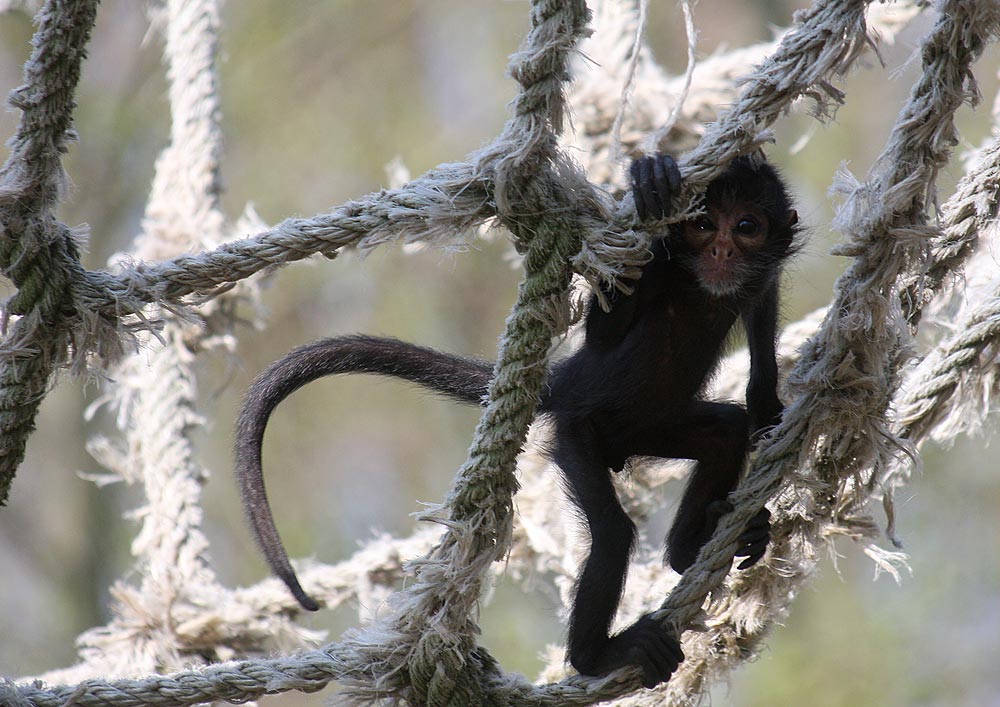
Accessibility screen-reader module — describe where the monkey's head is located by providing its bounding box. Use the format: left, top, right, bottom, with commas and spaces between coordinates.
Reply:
674, 156, 800, 298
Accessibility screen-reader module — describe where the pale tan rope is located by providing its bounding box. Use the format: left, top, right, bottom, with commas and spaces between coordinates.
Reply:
5, 1, 1000, 707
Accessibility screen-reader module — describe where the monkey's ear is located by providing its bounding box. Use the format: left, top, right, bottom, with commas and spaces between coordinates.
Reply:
787, 210, 799, 226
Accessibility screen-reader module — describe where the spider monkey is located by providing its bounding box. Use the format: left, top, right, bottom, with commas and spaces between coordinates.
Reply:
235, 153, 800, 688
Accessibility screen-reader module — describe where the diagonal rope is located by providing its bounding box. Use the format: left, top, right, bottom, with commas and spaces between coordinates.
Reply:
1, 0, 888, 704
653, 3, 1000, 702
3, 1, 1000, 707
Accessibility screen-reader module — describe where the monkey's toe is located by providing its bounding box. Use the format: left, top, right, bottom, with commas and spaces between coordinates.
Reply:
617, 615, 684, 689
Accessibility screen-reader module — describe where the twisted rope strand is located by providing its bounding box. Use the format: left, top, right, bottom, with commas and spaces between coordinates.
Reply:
0, 0, 100, 504
651, 3, 1000, 701
80, 0, 240, 679
338, 3, 593, 705
4, 1, 1000, 707
891, 132, 1000, 457
0, 0, 912, 704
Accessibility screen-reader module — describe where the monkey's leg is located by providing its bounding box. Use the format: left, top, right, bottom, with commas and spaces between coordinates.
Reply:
555, 419, 683, 687
618, 401, 766, 573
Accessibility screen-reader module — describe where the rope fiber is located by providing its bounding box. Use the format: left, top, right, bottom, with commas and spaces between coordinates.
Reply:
1, 0, 999, 706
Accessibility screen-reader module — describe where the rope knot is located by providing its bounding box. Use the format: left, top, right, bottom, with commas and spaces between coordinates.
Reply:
0, 218, 83, 320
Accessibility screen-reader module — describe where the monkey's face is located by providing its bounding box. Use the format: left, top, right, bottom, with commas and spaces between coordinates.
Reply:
681, 200, 772, 297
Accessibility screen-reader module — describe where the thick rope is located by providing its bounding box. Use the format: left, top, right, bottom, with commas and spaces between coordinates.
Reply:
335, 3, 593, 705
566, 0, 922, 187
0, 3, 892, 703
1, 1, 1000, 704
784, 0, 993, 491
891, 131, 1000, 463
652, 3, 1000, 701
900, 128, 1000, 330
81, 0, 242, 679
0, 0, 99, 504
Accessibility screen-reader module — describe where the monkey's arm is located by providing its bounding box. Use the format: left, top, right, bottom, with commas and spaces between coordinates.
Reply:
742, 281, 784, 434
583, 287, 642, 346
583, 152, 681, 347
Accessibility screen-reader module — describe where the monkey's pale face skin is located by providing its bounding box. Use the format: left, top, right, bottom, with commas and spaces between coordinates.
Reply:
682, 202, 770, 296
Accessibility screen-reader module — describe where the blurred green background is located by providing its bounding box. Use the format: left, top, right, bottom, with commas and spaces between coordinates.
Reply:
1, 2, 998, 706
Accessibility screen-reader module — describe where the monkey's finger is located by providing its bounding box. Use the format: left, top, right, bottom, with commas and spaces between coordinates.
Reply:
737, 520, 769, 551
707, 499, 734, 517
630, 159, 649, 220
736, 527, 769, 548
640, 648, 675, 689
663, 153, 682, 194
736, 550, 766, 571
737, 534, 769, 557
642, 667, 661, 690
738, 508, 770, 536
637, 157, 666, 220
747, 507, 772, 526
652, 154, 681, 216
663, 633, 685, 665
704, 499, 734, 530
640, 655, 666, 689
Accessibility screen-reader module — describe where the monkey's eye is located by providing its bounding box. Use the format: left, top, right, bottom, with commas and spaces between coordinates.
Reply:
693, 217, 714, 232
735, 217, 759, 235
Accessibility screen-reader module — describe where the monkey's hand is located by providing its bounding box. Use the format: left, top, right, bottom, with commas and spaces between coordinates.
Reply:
630, 153, 682, 221
576, 615, 684, 689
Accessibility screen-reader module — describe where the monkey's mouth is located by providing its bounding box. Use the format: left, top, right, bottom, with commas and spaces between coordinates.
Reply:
698, 270, 744, 297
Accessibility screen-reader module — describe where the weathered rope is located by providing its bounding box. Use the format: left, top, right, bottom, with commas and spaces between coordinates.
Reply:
335, 3, 594, 705
3, 1, 1000, 707
0, 0, 99, 505
641, 0, 697, 153
784, 0, 995, 493
892, 131, 1000, 464
651, 2, 1000, 701
1, 1, 890, 705
900, 127, 1000, 330
675, 0, 873, 184
84, 0, 240, 679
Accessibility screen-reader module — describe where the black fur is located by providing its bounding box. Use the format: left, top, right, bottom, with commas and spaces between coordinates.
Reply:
234, 154, 800, 688
235, 335, 493, 610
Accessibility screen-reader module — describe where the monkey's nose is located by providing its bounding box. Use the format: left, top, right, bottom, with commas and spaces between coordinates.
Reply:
710, 244, 734, 261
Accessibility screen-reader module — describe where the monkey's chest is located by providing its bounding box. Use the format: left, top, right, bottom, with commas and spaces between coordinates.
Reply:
588, 304, 735, 408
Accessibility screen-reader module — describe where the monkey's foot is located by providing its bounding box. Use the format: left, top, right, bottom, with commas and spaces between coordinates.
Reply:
734, 505, 770, 570
579, 615, 684, 689
696, 500, 771, 570
630, 153, 682, 221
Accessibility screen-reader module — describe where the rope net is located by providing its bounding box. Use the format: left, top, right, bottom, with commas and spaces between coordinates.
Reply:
0, 0, 999, 706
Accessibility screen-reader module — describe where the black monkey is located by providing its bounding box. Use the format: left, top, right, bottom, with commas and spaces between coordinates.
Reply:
235, 154, 800, 688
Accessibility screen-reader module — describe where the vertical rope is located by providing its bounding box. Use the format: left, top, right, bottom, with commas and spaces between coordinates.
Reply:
69, 0, 274, 679
2, 1, 999, 707
365, 3, 594, 705
652, 3, 1000, 702
0, 0, 99, 504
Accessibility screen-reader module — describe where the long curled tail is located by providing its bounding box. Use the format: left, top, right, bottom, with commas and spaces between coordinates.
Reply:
235, 334, 494, 611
